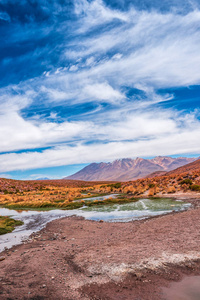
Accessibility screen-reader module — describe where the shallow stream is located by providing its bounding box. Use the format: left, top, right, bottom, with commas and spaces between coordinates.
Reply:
0, 197, 191, 252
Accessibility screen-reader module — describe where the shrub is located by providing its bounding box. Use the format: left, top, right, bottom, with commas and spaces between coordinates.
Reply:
190, 184, 200, 191
112, 183, 122, 189
167, 186, 176, 194
148, 188, 155, 196
148, 183, 155, 188
180, 179, 193, 185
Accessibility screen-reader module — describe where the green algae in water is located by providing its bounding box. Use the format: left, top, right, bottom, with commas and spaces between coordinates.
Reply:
81, 198, 189, 213
133, 198, 187, 211
79, 198, 191, 223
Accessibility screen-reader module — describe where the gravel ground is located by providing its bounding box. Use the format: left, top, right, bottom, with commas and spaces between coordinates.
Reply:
0, 196, 200, 299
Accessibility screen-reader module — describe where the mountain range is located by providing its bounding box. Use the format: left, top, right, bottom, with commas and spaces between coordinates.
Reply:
65, 156, 198, 181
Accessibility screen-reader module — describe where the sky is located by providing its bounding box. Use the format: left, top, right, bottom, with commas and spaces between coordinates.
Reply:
0, 0, 200, 180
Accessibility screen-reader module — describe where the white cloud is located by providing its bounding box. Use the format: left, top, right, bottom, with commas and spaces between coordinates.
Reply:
112, 53, 123, 60
1, 124, 200, 172
0, 106, 200, 169
74, 0, 128, 32
0, 111, 92, 152
69, 65, 79, 72
3, 6, 200, 107
63, 8, 200, 89
83, 82, 124, 102
40, 86, 68, 101
85, 56, 95, 66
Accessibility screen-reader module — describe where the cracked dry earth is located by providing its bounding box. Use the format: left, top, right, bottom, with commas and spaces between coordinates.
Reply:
0, 203, 200, 300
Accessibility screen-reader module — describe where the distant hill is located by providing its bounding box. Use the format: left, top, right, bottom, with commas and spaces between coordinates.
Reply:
65, 156, 197, 181
166, 158, 200, 176
0, 178, 114, 194
145, 171, 167, 178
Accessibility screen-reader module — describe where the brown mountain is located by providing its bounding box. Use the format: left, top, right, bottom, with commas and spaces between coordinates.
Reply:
65, 156, 197, 181
166, 158, 200, 176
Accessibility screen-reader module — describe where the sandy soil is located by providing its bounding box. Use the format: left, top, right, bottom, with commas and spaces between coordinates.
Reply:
0, 196, 200, 299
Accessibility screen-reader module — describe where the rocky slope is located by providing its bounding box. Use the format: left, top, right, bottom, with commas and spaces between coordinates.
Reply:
66, 156, 197, 181
166, 158, 200, 175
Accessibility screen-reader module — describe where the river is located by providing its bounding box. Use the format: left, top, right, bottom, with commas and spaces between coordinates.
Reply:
0, 197, 191, 252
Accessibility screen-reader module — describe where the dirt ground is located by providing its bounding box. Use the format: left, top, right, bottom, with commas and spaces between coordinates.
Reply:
0, 197, 200, 299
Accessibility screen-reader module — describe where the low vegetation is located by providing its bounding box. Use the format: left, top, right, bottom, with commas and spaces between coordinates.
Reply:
121, 170, 200, 197
0, 166, 200, 210
0, 216, 23, 235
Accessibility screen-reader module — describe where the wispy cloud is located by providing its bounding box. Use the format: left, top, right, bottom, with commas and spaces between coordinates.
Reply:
0, 0, 200, 174
1, 122, 200, 172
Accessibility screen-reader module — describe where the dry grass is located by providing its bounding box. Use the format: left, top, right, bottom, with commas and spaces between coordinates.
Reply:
0, 163, 200, 209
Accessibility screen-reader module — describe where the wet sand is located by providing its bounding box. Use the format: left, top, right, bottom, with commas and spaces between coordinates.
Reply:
0, 196, 200, 299
162, 276, 200, 300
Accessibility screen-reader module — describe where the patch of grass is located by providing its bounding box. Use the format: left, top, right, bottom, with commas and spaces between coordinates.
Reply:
0, 193, 139, 211
0, 216, 23, 235
107, 183, 122, 189
74, 193, 107, 200
189, 184, 200, 191
180, 179, 193, 185
85, 197, 138, 207
62, 202, 84, 210
148, 183, 155, 188
0, 206, 59, 211
116, 193, 127, 199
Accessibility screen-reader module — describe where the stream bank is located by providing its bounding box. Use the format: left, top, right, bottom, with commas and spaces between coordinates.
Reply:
0, 197, 190, 252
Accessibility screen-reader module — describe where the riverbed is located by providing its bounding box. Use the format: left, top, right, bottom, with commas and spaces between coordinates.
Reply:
0, 197, 191, 252
0, 202, 199, 300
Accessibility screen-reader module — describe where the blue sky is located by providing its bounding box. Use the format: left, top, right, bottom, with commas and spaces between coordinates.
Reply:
0, 0, 200, 180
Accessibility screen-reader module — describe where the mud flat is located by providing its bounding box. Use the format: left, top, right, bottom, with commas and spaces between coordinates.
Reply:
0, 198, 200, 299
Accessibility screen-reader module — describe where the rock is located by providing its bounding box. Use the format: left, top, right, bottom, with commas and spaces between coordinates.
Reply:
0, 257, 5, 261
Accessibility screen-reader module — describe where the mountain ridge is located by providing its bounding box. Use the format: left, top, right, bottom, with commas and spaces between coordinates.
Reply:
166, 158, 200, 176
65, 156, 198, 181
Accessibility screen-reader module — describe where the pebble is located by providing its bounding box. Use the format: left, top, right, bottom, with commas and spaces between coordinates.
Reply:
0, 257, 5, 261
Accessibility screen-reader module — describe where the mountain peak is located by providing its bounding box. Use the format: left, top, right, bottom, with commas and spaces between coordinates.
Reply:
65, 156, 197, 181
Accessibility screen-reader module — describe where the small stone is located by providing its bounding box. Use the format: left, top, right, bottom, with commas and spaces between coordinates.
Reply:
0, 257, 5, 261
